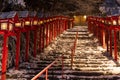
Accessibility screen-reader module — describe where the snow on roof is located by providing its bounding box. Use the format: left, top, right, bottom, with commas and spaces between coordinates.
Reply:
0, 12, 10, 19
0, 11, 17, 19
7, 11, 17, 18
17, 11, 29, 18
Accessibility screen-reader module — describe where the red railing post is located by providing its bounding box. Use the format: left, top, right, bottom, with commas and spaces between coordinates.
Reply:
45, 69, 48, 80
106, 29, 109, 52
15, 32, 21, 69
53, 19, 55, 39
34, 30, 37, 57
46, 24, 49, 46
114, 30, 118, 61
25, 31, 30, 61
102, 29, 106, 49
48, 23, 50, 43
110, 29, 112, 56
31, 55, 64, 80
1, 33, 8, 80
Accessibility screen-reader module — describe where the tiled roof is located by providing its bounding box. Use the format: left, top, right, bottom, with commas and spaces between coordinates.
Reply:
0, 11, 17, 19
0, 12, 9, 19
7, 11, 17, 18
17, 11, 29, 18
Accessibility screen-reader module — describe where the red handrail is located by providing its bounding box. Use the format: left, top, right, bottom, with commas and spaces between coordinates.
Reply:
31, 54, 64, 80
71, 32, 78, 69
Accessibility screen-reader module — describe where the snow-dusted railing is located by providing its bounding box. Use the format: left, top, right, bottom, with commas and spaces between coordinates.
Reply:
31, 54, 64, 80
87, 16, 119, 61
71, 32, 78, 69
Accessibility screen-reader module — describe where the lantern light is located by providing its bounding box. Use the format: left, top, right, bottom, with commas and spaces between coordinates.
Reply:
1, 23, 7, 30
22, 22, 24, 27
47, 19, 49, 22
73, 15, 76, 18
50, 19, 52, 21
15, 23, 21, 27
9, 23, 13, 30
39, 21, 43, 25
25, 21, 30, 26
118, 17, 120, 25
108, 21, 111, 25
102, 20, 104, 23
83, 15, 87, 19
33, 20, 38, 25
113, 20, 117, 25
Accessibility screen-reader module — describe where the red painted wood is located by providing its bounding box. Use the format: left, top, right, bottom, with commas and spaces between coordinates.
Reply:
110, 30, 112, 56
46, 24, 49, 46
42, 26, 45, 50
1, 33, 8, 80
114, 30, 118, 61
106, 29, 109, 52
102, 29, 106, 49
15, 32, 21, 69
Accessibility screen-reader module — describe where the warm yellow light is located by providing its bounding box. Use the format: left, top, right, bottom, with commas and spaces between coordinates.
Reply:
108, 21, 111, 25
9, 23, 13, 30
33, 21, 38, 25
47, 20, 49, 22
25, 21, 30, 26
83, 15, 87, 19
22, 22, 24, 27
1, 23, 7, 30
113, 20, 117, 25
15, 23, 21, 27
118, 20, 120, 25
50, 19, 52, 21
40, 21, 43, 24
102, 20, 104, 23
73, 15, 76, 18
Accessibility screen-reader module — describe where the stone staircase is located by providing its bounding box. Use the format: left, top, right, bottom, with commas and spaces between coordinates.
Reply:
6, 26, 120, 80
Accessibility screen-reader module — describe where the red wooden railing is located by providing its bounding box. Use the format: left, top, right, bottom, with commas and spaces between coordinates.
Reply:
0, 11, 74, 80
87, 16, 120, 61
31, 54, 64, 80
71, 32, 78, 69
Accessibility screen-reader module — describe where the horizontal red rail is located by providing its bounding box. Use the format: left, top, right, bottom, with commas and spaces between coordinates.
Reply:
31, 54, 64, 80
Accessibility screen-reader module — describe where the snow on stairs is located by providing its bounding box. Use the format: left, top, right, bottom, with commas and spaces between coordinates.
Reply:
6, 52, 64, 80
62, 26, 120, 79
6, 26, 120, 80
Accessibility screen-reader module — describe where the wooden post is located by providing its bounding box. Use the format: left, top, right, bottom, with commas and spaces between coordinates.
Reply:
110, 29, 112, 56
102, 29, 106, 49
114, 30, 118, 61
15, 32, 21, 69
1, 33, 8, 80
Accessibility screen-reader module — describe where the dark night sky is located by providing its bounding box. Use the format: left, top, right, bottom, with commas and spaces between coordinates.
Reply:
0, 0, 120, 16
